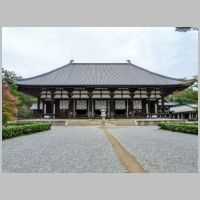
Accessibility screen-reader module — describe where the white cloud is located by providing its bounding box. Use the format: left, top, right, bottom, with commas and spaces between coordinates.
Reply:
2, 27, 198, 79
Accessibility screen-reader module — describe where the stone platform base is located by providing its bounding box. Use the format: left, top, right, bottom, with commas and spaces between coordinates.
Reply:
21, 118, 186, 126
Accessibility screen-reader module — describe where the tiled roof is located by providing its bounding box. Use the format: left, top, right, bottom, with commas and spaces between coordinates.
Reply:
16, 63, 184, 86
158, 102, 179, 106
170, 105, 197, 113
158, 99, 179, 106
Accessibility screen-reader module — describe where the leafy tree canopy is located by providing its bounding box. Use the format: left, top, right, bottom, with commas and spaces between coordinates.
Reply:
175, 27, 198, 32
167, 75, 198, 105
2, 68, 36, 120
167, 88, 198, 105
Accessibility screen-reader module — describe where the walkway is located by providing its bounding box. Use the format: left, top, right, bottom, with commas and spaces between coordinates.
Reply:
2, 127, 125, 173
2, 126, 198, 173
107, 126, 198, 173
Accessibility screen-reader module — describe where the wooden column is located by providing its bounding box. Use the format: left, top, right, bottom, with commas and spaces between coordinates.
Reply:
88, 89, 93, 119
161, 95, 165, 118
42, 99, 44, 118
37, 96, 40, 118
109, 89, 115, 118
156, 99, 159, 117
68, 90, 73, 119
36, 89, 42, 118
128, 99, 131, 118
129, 89, 134, 118
147, 90, 151, 118
37, 96, 40, 110
50, 89, 55, 119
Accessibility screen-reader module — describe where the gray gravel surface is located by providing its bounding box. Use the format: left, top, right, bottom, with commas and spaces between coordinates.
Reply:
107, 126, 198, 173
3, 126, 125, 173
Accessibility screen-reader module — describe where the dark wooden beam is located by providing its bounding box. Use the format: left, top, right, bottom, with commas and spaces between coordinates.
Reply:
67, 90, 73, 119
109, 88, 116, 118
87, 88, 93, 119
50, 89, 56, 119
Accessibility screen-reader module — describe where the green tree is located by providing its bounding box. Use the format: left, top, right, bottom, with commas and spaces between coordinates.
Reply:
175, 27, 198, 32
167, 75, 198, 105
191, 75, 198, 89
167, 88, 198, 105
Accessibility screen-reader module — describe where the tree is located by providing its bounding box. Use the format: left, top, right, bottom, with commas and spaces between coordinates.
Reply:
2, 84, 17, 125
2, 68, 22, 94
167, 88, 198, 105
175, 27, 198, 32
191, 75, 198, 89
166, 75, 198, 104
2, 68, 37, 120
180, 75, 198, 89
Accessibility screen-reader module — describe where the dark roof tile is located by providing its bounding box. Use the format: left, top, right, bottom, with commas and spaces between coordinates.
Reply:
16, 63, 183, 86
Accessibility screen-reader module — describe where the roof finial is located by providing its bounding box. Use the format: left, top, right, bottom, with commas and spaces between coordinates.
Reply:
70, 59, 74, 64
127, 59, 131, 64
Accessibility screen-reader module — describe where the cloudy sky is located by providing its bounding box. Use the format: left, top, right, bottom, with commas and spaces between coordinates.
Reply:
2, 27, 198, 79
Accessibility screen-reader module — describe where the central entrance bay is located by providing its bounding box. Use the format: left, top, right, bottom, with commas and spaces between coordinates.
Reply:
75, 100, 88, 118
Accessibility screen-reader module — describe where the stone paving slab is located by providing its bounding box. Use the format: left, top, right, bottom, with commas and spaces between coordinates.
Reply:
107, 126, 198, 173
2, 126, 125, 173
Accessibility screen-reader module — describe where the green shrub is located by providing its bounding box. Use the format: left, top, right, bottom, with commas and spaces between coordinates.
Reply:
158, 122, 198, 134
17, 105, 35, 119
2, 122, 51, 139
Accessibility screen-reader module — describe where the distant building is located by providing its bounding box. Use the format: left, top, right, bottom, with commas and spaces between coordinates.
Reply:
16, 61, 190, 119
170, 105, 198, 120
158, 99, 179, 117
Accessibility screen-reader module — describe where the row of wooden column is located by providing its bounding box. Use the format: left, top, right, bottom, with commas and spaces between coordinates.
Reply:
37, 98, 166, 119
37, 89, 166, 119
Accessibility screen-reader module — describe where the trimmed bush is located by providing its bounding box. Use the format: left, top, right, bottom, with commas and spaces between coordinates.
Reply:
2, 122, 51, 139
158, 122, 198, 135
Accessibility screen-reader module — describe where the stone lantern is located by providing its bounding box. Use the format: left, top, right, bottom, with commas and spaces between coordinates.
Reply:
100, 108, 107, 126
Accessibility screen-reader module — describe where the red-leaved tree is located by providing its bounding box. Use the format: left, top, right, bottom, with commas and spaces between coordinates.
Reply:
2, 83, 17, 125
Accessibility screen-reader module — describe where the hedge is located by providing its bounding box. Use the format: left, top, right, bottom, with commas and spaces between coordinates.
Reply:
158, 122, 198, 135
2, 122, 51, 139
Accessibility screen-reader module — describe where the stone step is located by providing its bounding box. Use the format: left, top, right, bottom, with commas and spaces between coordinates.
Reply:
68, 120, 102, 126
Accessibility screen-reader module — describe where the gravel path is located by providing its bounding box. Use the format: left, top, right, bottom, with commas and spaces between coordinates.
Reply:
2, 126, 125, 173
107, 126, 198, 173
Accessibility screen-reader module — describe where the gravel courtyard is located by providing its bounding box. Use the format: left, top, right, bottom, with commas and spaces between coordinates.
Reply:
2, 126, 125, 173
3, 126, 198, 173
107, 126, 198, 173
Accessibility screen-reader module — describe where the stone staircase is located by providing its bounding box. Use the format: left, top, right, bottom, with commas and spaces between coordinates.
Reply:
67, 119, 102, 126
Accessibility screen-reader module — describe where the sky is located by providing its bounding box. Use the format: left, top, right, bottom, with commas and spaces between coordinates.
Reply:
2, 27, 198, 79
